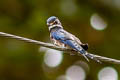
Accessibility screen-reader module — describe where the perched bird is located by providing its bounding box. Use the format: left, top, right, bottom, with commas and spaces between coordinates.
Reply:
47, 16, 100, 62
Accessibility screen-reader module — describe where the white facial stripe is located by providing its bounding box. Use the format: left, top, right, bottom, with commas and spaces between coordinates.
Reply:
49, 25, 63, 31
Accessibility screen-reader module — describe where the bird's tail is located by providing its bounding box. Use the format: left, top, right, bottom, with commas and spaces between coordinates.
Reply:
74, 46, 100, 63
65, 40, 101, 63
85, 52, 101, 63
77, 46, 101, 63
77, 48, 89, 62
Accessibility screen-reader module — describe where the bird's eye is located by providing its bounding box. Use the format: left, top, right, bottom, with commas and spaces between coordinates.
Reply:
54, 21, 58, 24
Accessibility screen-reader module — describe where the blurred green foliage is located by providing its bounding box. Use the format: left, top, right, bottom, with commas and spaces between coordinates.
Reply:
0, 0, 120, 80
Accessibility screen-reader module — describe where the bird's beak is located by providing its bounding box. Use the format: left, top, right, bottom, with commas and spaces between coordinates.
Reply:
47, 22, 54, 26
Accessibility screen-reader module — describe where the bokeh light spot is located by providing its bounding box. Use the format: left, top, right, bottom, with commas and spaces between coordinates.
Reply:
74, 61, 89, 73
39, 47, 49, 52
44, 49, 63, 67
60, 0, 77, 16
98, 67, 118, 80
66, 65, 86, 80
90, 13, 107, 30
56, 75, 71, 80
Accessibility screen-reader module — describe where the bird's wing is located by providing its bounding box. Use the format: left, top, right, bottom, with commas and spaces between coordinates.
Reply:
63, 30, 88, 46
52, 29, 89, 50
64, 31, 89, 50
52, 29, 91, 61
51, 29, 74, 41
51, 29, 83, 50
66, 31, 82, 44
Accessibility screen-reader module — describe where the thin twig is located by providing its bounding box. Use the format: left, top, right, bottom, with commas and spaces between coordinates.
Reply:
0, 32, 120, 64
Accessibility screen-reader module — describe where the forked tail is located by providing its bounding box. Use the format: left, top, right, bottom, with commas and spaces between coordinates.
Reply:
85, 52, 101, 63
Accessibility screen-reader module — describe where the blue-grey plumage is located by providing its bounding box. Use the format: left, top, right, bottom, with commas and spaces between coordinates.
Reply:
47, 16, 100, 63
47, 16, 57, 24
51, 28, 89, 61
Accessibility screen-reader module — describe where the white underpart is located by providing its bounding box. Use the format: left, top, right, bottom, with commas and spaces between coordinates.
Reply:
49, 24, 63, 31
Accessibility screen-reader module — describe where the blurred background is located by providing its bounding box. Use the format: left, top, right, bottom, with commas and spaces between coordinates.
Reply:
0, 0, 120, 80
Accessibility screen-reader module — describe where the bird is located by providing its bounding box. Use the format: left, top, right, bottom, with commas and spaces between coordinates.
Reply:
47, 16, 100, 63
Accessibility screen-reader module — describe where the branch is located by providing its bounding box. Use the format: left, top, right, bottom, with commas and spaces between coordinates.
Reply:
0, 32, 120, 64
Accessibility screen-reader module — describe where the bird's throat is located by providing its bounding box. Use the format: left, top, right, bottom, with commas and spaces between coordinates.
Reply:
49, 25, 63, 32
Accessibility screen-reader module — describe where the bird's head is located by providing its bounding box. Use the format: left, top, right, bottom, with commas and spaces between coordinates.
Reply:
47, 16, 63, 31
